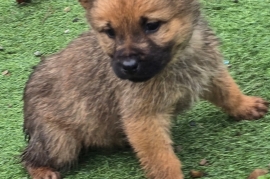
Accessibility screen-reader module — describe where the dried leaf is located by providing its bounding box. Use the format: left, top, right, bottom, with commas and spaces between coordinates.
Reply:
190, 170, 205, 178
199, 159, 208, 166
248, 169, 268, 179
2, 70, 9, 76
34, 51, 42, 57
64, 7, 71, 12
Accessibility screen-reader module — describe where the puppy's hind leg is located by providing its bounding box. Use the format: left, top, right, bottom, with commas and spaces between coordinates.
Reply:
26, 167, 61, 179
202, 69, 268, 120
22, 128, 82, 179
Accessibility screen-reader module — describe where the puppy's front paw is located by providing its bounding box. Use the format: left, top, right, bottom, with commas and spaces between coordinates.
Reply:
232, 96, 268, 120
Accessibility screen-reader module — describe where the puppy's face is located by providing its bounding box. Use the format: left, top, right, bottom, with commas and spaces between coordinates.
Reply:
80, 0, 199, 82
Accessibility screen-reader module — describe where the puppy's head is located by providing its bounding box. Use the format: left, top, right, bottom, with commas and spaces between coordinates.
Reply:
79, 0, 200, 82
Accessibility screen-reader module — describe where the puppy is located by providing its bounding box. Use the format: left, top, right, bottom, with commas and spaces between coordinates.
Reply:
22, 0, 268, 178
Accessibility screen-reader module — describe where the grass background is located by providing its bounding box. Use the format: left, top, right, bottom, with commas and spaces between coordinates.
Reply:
0, 0, 270, 178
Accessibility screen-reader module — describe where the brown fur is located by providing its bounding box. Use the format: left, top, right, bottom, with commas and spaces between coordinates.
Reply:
22, 0, 268, 179
26, 167, 61, 179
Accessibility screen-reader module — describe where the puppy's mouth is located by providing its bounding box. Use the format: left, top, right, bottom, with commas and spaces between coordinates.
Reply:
112, 59, 165, 82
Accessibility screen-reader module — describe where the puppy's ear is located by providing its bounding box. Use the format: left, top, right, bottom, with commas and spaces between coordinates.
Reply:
78, 0, 94, 9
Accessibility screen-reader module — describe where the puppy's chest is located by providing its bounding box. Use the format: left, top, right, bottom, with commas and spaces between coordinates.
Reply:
152, 63, 212, 112
160, 77, 201, 112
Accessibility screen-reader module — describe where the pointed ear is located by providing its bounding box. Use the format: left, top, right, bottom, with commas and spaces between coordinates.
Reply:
78, 0, 93, 9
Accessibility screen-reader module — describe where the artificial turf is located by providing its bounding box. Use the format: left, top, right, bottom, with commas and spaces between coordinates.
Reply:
0, 0, 270, 178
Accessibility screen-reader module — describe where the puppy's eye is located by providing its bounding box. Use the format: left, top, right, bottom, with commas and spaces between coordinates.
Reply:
145, 21, 161, 34
104, 28, 115, 38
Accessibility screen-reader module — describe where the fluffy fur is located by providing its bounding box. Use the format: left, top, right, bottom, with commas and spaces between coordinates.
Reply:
22, 0, 268, 178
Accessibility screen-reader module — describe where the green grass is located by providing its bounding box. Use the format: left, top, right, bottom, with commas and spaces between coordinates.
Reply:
0, 0, 270, 178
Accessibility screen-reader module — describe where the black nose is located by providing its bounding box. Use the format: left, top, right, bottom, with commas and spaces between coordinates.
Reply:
121, 58, 139, 74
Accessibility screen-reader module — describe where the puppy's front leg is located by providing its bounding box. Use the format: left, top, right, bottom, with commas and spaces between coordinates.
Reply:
122, 114, 183, 179
203, 69, 268, 120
